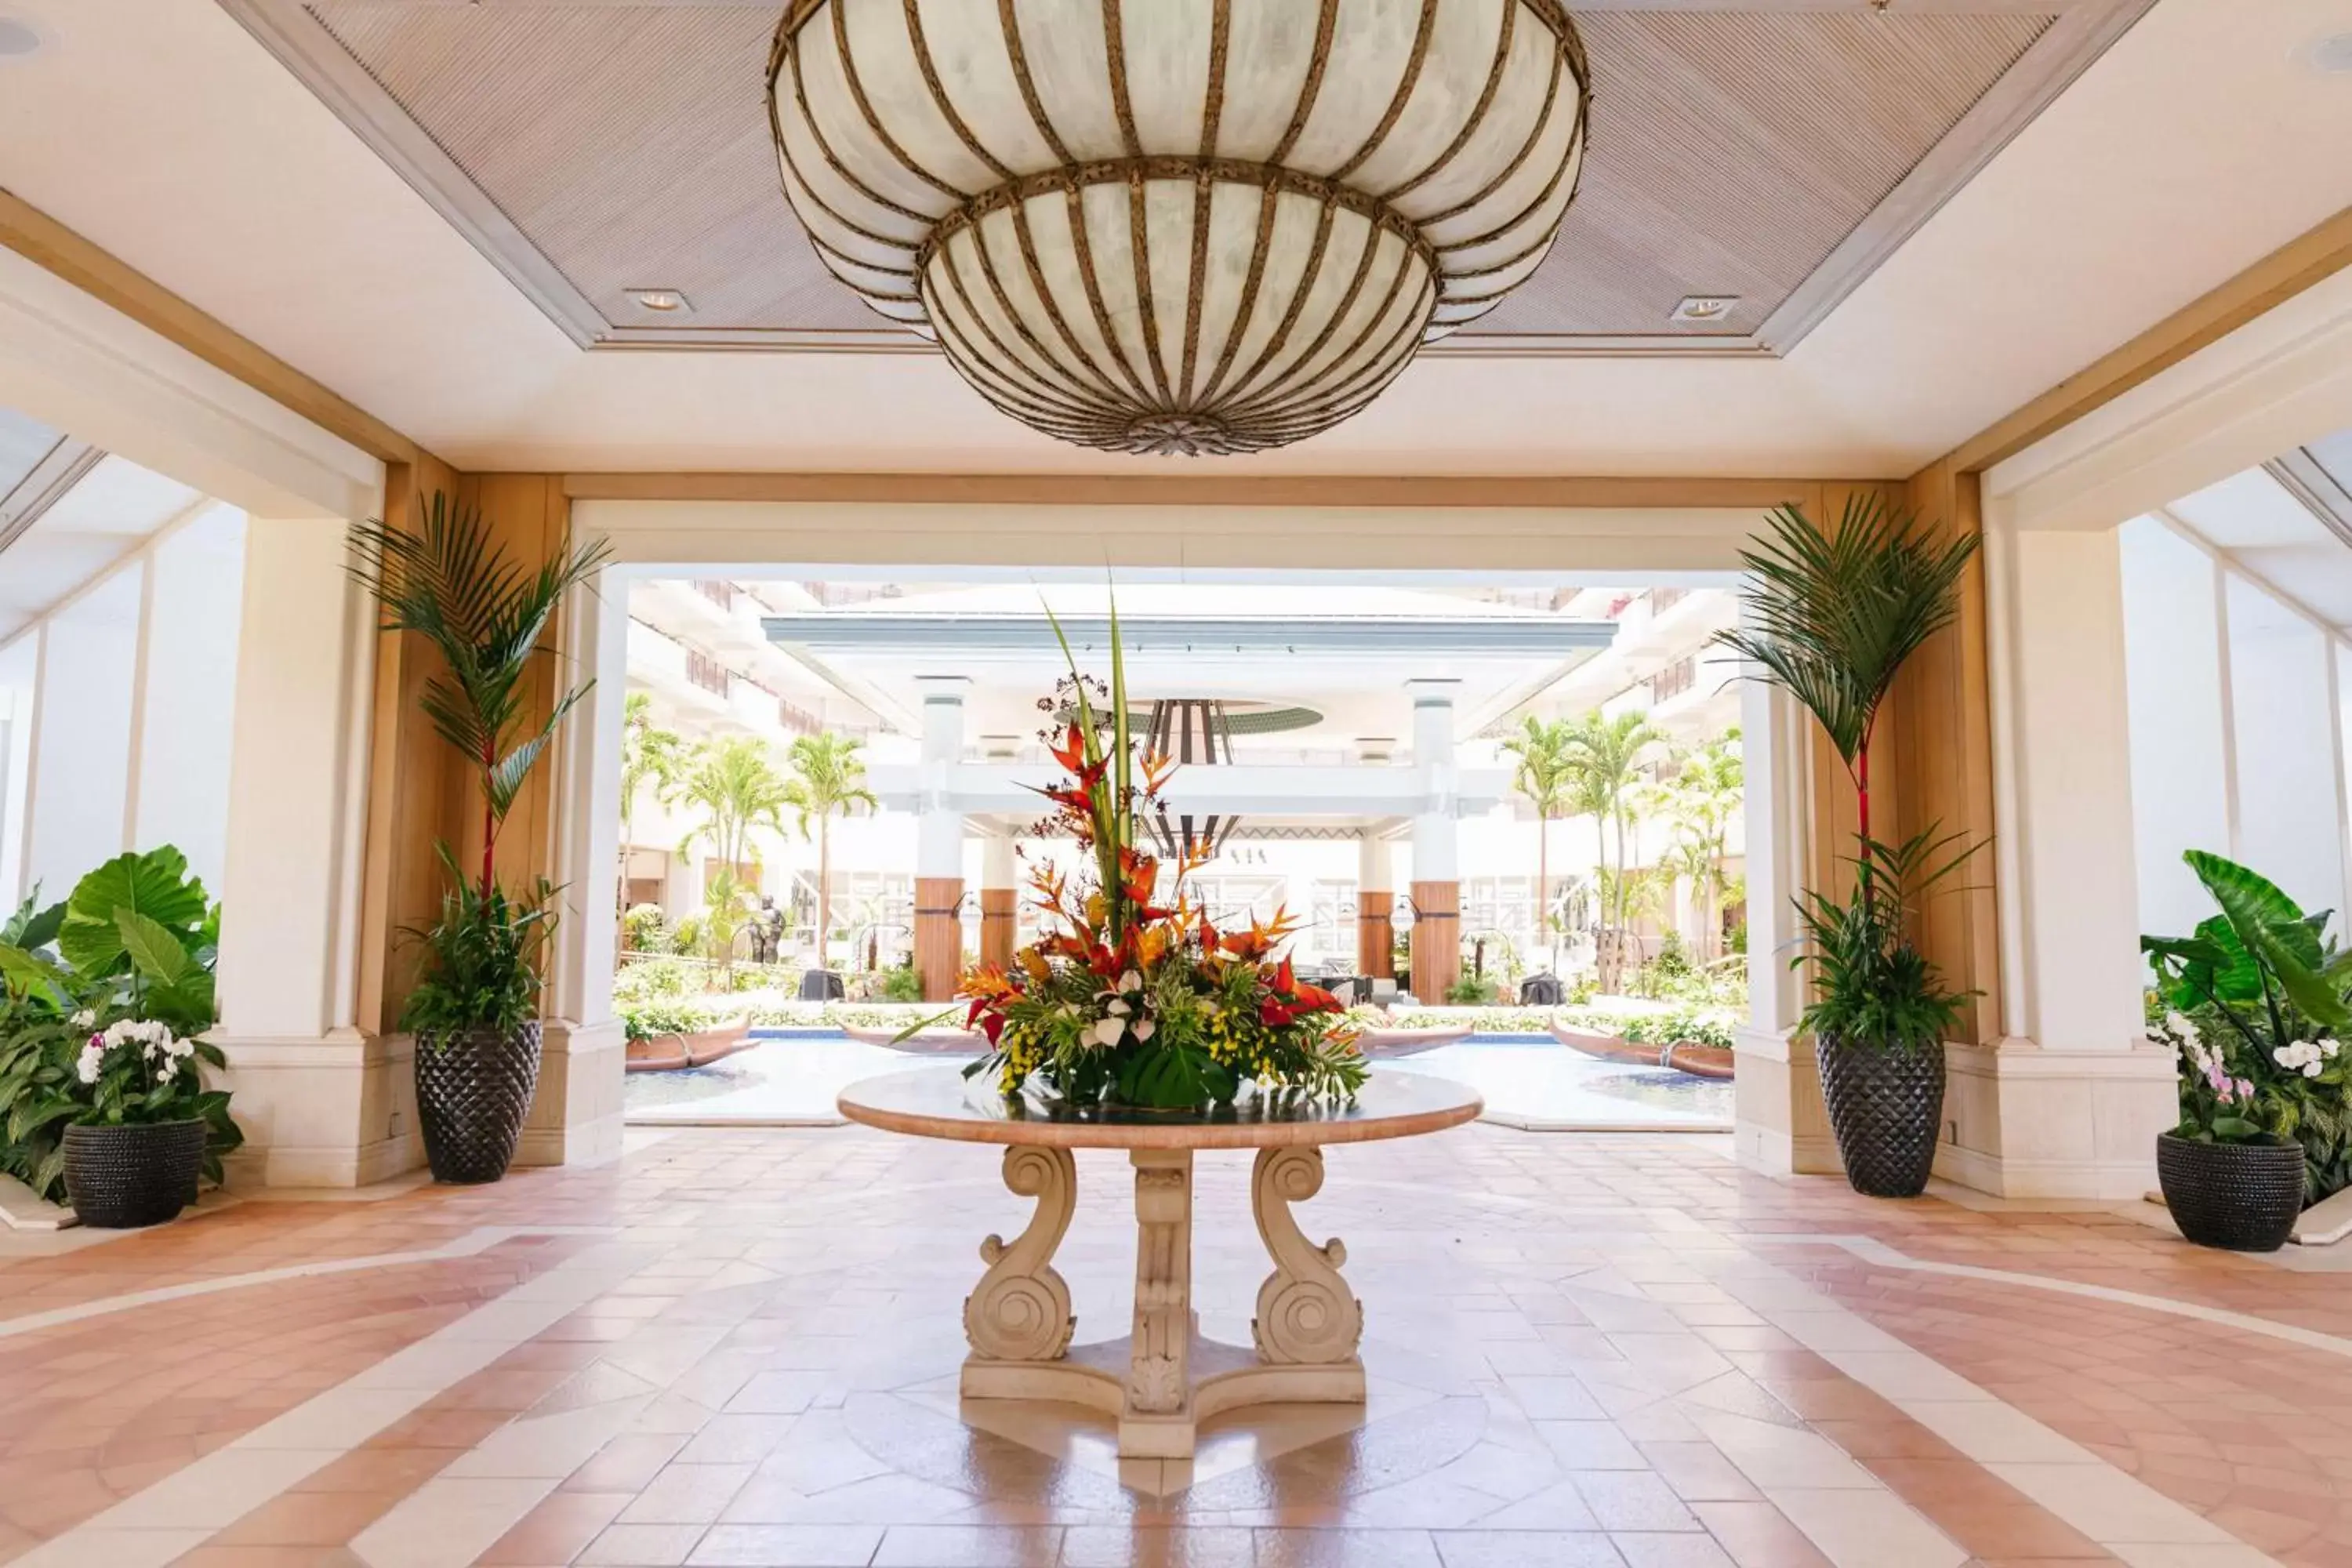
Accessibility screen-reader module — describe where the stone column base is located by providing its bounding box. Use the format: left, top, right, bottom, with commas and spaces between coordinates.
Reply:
213, 1029, 418, 1189
915, 877, 965, 1001
514, 1018, 627, 1170
1356, 891, 1393, 978
1408, 881, 1459, 1000
1731, 1026, 1842, 1177
1936, 1040, 2176, 1199
978, 887, 1017, 974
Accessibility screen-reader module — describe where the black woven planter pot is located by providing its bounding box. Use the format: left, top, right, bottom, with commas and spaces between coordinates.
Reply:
414, 1022, 541, 1185
62, 1119, 207, 1229
2157, 1132, 2303, 1252
1815, 1036, 1945, 1199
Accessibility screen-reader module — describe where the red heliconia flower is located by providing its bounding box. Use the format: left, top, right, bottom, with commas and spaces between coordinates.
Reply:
1293, 981, 1343, 1014
1048, 724, 1089, 772
1272, 955, 1298, 995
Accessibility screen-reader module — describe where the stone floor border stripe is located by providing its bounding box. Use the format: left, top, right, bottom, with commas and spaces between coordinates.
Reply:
0, 1224, 620, 1339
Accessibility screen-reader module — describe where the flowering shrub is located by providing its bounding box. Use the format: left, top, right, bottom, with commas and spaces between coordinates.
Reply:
0, 848, 243, 1199
2144, 851, 2352, 1202
960, 608, 1365, 1111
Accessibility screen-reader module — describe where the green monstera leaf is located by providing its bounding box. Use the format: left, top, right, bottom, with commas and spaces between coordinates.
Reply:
2184, 850, 2352, 1036
56, 848, 209, 980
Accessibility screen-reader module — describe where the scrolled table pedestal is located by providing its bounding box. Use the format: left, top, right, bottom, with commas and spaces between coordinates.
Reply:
960, 1145, 1366, 1458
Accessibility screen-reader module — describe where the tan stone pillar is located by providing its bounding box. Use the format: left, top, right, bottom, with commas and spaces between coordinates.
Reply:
1410, 881, 1460, 1001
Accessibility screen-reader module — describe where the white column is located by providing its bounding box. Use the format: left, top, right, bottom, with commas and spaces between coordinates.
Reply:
1732, 670, 1835, 1176
914, 675, 970, 879
524, 566, 627, 1169
215, 512, 389, 1187
24, 564, 142, 896
2118, 517, 2234, 935
1357, 833, 1392, 896
982, 832, 1017, 891
1404, 680, 1458, 882
1965, 515, 2174, 1198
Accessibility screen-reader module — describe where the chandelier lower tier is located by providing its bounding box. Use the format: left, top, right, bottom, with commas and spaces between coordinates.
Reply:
767, 1, 1589, 456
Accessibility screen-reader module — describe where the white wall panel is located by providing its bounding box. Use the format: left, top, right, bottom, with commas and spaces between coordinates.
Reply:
132, 503, 248, 895
2226, 573, 2343, 915
24, 563, 142, 897
2118, 517, 2234, 935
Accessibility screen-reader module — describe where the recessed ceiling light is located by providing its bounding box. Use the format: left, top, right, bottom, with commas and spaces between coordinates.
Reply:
628, 288, 691, 314
2298, 31, 2352, 74
0, 16, 47, 59
1671, 295, 1740, 325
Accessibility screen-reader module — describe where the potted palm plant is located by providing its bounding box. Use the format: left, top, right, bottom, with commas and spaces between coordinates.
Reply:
1715, 496, 1980, 1198
350, 493, 608, 1184
2145, 851, 2350, 1250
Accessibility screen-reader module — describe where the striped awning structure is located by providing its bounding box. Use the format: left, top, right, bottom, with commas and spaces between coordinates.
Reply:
1145, 699, 1240, 862
767, 1, 1590, 455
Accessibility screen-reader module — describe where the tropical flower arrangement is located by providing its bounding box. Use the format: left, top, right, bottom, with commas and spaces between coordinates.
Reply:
2144, 850, 2352, 1203
957, 609, 1367, 1112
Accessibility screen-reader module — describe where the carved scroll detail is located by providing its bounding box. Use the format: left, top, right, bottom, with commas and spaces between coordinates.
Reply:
1250, 1145, 1362, 1364
963, 1145, 1076, 1362
1126, 1151, 1194, 1414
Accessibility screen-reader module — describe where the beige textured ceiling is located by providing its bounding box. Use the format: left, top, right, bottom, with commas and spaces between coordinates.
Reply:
275, 2, 2088, 352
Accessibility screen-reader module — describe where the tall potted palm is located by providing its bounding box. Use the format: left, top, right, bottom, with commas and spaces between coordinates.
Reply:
781, 732, 877, 967
1715, 495, 1980, 1198
349, 492, 609, 1184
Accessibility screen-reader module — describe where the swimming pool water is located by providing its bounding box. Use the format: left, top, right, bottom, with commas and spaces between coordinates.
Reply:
623, 1029, 1733, 1130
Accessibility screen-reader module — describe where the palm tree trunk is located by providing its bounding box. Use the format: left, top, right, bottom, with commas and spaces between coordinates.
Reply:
816, 815, 833, 967
1536, 813, 1552, 973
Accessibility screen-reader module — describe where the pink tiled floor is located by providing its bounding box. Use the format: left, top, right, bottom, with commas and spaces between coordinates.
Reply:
0, 1125, 2343, 1567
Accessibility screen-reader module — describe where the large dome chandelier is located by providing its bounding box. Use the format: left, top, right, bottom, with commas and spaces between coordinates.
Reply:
766, 2, 1590, 456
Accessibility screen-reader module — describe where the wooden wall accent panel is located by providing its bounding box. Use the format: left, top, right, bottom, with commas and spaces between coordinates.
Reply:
1893, 460, 2002, 1047
358, 468, 573, 1031
1410, 882, 1461, 1003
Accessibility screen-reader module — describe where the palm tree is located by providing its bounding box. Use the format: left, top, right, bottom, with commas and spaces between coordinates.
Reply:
674, 735, 791, 888
1562, 710, 1667, 993
1650, 731, 1744, 960
347, 492, 609, 900
1500, 714, 1577, 970
1712, 495, 1976, 900
780, 731, 878, 964
619, 693, 687, 908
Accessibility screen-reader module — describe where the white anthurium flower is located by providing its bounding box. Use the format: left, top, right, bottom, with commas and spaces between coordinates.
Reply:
1133, 1018, 1156, 1043
1118, 970, 1142, 993
1105, 998, 1131, 1017
1089, 1017, 1126, 1049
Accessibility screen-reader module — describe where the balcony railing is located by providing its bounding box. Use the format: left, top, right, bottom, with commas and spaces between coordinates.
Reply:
691, 579, 738, 612
684, 648, 731, 699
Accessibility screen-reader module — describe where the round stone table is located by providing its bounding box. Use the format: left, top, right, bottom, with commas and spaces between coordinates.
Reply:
837, 1067, 1483, 1460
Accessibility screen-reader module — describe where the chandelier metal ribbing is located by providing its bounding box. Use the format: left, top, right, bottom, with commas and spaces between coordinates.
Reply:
766, 1, 1590, 456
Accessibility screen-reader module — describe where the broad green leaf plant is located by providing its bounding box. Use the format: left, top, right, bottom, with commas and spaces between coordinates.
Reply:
0, 848, 243, 1202
2144, 851, 2352, 1203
